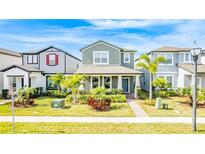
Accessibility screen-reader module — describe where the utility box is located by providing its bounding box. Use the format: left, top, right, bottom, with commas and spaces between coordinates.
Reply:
51, 99, 65, 108
155, 97, 161, 109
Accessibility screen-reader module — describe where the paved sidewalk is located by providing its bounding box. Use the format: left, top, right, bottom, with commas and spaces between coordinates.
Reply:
1, 116, 205, 124
0, 100, 11, 105
127, 99, 148, 117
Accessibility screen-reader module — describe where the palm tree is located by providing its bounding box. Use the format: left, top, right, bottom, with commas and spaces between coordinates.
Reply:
136, 54, 166, 100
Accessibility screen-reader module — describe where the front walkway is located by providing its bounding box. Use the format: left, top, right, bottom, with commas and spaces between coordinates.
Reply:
1, 116, 205, 123
127, 99, 148, 117
0, 100, 11, 105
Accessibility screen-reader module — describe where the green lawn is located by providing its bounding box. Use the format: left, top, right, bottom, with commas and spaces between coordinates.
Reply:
0, 96, 135, 117
138, 97, 205, 117
1, 122, 205, 134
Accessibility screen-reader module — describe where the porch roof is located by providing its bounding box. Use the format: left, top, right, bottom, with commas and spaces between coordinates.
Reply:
0, 65, 42, 73
76, 65, 141, 75
178, 64, 205, 74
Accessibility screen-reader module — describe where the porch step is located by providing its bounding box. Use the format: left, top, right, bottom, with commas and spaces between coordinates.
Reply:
126, 93, 135, 99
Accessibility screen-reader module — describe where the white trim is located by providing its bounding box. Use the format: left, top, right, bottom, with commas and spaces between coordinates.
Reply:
90, 76, 100, 89
158, 53, 174, 65
157, 75, 175, 87
93, 51, 109, 65
122, 77, 130, 93
124, 53, 130, 63
184, 52, 193, 63
102, 76, 112, 89
82, 41, 121, 52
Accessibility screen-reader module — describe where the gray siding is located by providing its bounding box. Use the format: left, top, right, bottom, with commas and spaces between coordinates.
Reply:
39, 49, 65, 74
112, 76, 118, 89
22, 54, 39, 69
65, 54, 81, 73
121, 52, 135, 69
82, 43, 121, 65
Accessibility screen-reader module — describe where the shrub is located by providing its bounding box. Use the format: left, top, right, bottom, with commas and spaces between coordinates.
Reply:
144, 99, 155, 106
45, 90, 68, 98
88, 97, 111, 111
89, 87, 107, 95
65, 94, 126, 104
137, 89, 149, 99
15, 87, 35, 107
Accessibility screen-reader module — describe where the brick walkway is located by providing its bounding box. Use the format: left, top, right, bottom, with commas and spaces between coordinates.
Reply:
127, 99, 148, 117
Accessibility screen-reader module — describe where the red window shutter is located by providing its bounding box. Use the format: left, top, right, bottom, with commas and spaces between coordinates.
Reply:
55, 54, 59, 65
46, 54, 49, 65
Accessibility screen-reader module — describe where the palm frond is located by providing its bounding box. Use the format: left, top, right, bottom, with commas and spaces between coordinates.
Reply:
153, 56, 166, 65
138, 54, 150, 64
136, 62, 149, 71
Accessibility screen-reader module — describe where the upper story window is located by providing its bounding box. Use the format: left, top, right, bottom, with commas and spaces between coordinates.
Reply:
158, 53, 173, 65
46, 54, 59, 66
93, 51, 109, 64
124, 53, 130, 63
27, 55, 38, 64
184, 53, 193, 62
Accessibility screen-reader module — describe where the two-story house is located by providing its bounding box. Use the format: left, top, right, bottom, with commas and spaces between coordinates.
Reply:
0, 48, 22, 94
1, 46, 81, 91
138, 46, 205, 91
76, 40, 141, 96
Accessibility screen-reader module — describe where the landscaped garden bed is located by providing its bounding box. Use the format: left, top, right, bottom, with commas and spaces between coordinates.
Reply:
0, 96, 134, 117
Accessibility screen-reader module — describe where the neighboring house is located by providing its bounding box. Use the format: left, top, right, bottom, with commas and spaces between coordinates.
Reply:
0, 48, 22, 94
136, 46, 205, 91
1, 46, 81, 91
76, 40, 141, 96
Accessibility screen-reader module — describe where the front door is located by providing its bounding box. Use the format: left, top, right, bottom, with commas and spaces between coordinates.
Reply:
122, 77, 130, 93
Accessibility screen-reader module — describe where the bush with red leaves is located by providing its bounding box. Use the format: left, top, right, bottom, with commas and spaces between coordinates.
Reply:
88, 97, 111, 111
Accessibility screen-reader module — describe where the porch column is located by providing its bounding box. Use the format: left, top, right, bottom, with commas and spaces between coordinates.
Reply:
135, 75, 140, 99
24, 74, 29, 88
118, 75, 122, 89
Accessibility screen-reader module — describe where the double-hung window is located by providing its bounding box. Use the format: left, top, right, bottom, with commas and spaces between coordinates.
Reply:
124, 53, 130, 63
93, 51, 109, 64
28, 55, 38, 64
184, 53, 193, 62
49, 54, 56, 65
158, 75, 174, 87
158, 53, 173, 65
91, 77, 100, 89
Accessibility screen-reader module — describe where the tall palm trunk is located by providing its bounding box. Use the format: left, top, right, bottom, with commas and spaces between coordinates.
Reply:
149, 73, 153, 100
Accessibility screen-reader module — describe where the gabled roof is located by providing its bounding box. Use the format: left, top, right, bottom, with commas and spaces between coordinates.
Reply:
0, 65, 42, 73
21, 46, 81, 61
152, 46, 191, 52
80, 40, 137, 53
0, 48, 21, 57
76, 65, 141, 75
178, 64, 205, 74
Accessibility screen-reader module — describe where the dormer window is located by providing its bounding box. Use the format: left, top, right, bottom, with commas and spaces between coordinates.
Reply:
93, 51, 109, 64
27, 55, 38, 64
124, 53, 130, 63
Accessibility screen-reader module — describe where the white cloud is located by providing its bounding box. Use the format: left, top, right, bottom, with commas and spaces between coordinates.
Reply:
87, 19, 182, 29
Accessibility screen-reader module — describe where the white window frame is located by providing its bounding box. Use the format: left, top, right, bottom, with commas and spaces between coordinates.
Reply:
28, 55, 33, 64
33, 55, 38, 64
184, 52, 193, 63
124, 53, 130, 63
158, 53, 174, 65
90, 76, 100, 89
102, 76, 112, 89
122, 77, 130, 93
49, 54, 56, 66
157, 75, 174, 87
93, 51, 109, 65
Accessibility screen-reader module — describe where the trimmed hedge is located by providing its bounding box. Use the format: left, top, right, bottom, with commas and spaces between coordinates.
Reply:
44, 90, 69, 98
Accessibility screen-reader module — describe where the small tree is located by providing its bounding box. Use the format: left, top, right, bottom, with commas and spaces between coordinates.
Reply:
61, 74, 86, 103
153, 78, 168, 91
49, 73, 64, 92
136, 54, 166, 100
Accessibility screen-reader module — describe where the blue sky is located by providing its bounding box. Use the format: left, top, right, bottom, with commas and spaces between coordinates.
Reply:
1, 19, 205, 58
